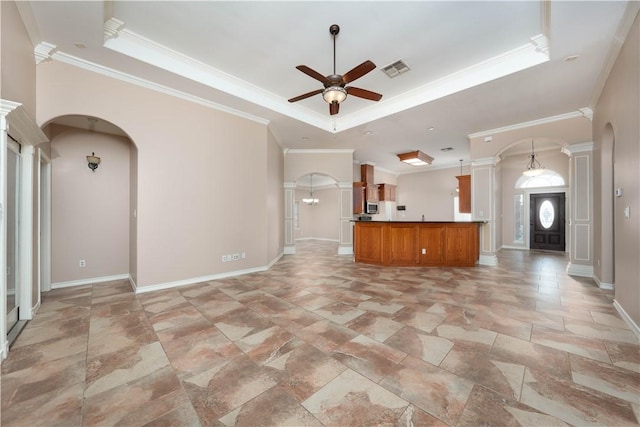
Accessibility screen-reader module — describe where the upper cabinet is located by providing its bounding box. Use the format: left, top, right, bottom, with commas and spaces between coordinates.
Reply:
456, 175, 471, 213
378, 183, 396, 201
361, 164, 374, 184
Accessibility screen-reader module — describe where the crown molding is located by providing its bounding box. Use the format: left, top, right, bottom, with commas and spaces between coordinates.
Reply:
562, 142, 594, 156
101, 19, 548, 135
0, 100, 48, 145
34, 42, 58, 65
472, 156, 501, 167
49, 50, 270, 126
468, 109, 590, 139
284, 149, 355, 155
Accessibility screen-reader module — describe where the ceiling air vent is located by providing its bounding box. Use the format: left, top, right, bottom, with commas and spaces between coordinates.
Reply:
440, 147, 454, 152
382, 60, 410, 78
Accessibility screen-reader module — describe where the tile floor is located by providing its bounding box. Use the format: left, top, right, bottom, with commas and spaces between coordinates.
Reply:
2, 240, 639, 426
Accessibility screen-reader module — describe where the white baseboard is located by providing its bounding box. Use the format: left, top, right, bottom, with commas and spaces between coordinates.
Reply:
51, 273, 130, 289
295, 237, 339, 242
500, 245, 528, 251
128, 275, 137, 293
593, 274, 614, 290
283, 246, 296, 255
134, 266, 269, 294
479, 254, 498, 266
266, 252, 284, 269
613, 299, 640, 338
566, 263, 594, 278
31, 300, 41, 317
1, 338, 7, 361
338, 246, 353, 255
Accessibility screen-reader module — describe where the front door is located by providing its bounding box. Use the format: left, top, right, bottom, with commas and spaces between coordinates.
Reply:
530, 193, 565, 251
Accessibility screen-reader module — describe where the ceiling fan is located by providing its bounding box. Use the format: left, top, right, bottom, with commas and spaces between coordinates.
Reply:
288, 24, 383, 115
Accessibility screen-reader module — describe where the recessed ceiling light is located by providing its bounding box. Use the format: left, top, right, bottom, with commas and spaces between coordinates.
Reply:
564, 55, 579, 62
427, 127, 435, 131
364, 131, 373, 135
440, 147, 453, 152
301, 137, 309, 141
73, 42, 87, 49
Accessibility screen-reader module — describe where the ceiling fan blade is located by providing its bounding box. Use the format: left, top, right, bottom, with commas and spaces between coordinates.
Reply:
347, 86, 383, 101
330, 102, 339, 115
342, 60, 376, 84
288, 89, 323, 103
296, 65, 329, 84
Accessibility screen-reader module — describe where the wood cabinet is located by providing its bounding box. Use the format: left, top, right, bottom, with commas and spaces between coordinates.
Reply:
361, 164, 374, 184
418, 225, 444, 265
456, 175, 471, 213
353, 182, 365, 214
365, 184, 379, 202
378, 184, 396, 201
354, 221, 480, 267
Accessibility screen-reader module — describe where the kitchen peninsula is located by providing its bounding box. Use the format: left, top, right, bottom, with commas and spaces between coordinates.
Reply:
354, 221, 482, 267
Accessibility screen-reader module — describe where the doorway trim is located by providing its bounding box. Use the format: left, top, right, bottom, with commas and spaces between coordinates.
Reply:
520, 187, 569, 252
38, 149, 52, 296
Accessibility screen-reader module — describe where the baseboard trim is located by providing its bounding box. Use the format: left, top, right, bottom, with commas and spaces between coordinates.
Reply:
566, 263, 594, 278
266, 252, 284, 269
479, 254, 498, 266
613, 299, 640, 338
500, 245, 528, 251
1, 338, 8, 361
134, 266, 269, 294
31, 300, 41, 317
338, 246, 353, 255
592, 274, 614, 290
283, 246, 296, 255
51, 274, 130, 289
295, 237, 340, 242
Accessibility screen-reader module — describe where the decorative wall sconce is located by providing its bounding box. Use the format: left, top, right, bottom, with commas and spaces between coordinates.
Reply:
397, 150, 433, 166
87, 152, 101, 172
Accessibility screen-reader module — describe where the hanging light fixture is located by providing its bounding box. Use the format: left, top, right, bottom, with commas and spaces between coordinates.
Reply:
397, 150, 434, 166
302, 174, 319, 205
523, 140, 545, 176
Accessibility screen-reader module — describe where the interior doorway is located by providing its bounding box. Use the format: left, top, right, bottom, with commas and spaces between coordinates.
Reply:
530, 192, 566, 251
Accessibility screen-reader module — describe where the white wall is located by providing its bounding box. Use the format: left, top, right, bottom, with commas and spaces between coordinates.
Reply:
295, 187, 340, 241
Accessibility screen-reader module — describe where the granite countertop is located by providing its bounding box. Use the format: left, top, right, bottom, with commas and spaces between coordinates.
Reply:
352, 220, 486, 223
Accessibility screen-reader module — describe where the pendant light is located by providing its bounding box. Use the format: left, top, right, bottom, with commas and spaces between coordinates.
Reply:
523, 140, 545, 176
302, 174, 319, 205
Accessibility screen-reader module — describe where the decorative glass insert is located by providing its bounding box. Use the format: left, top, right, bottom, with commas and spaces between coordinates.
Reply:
513, 194, 524, 243
515, 170, 565, 189
539, 200, 554, 229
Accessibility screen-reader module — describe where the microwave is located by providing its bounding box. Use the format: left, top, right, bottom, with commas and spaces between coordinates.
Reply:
365, 202, 378, 214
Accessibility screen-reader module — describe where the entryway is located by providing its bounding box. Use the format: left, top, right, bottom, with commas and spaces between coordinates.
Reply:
530, 192, 566, 251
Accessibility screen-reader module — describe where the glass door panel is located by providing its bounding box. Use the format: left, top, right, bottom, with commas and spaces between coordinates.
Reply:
7, 141, 20, 333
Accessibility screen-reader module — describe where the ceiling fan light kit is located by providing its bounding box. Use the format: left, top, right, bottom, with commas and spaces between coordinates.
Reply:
288, 24, 383, 115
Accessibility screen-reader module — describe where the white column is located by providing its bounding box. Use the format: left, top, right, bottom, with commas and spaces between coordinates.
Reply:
283, 182, 296, 254
472, 157, 500, 266
564, 142, 594, 277
338, 181, 353, 255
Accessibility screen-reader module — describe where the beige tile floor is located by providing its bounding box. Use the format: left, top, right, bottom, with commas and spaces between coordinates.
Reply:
2, 240, 639, 426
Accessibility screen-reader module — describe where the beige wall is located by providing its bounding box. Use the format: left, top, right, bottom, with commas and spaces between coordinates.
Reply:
266, 128, 284, 262
396, 166, 469, 221
593, 11, 640, 326
50, 125, 130, 283
37, 61, 275, 288
500, 148, 570, 248
129, 143, 138, 285
1, 1, 36, 117
295, 187, 340, 241
285, 151, 353, 183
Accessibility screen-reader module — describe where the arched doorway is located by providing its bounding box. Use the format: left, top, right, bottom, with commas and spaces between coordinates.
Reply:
42, 115, 138, 293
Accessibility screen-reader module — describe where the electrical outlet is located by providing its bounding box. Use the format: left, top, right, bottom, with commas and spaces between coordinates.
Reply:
232, 253, 240, 261
241, 252, 246, 259
421, 248, 426, 255
221, 255, 227, 262
79, 260, 86, 268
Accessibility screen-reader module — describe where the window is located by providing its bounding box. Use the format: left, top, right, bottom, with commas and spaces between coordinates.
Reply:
513, 194, 524, 243
539, 200, 554, 229
515, 170, 565, 189
453, 196, 472, 222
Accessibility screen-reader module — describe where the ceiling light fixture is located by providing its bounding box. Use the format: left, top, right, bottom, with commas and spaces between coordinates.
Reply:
302, 174, 319, 205
322, 86, 347, 104
397, 150, 433, 166
523, 140, 545, 176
